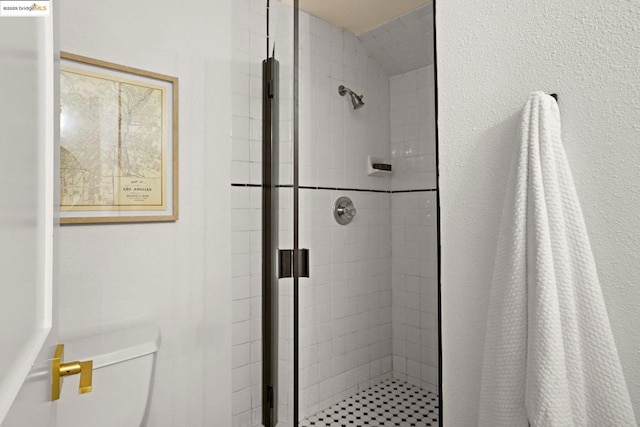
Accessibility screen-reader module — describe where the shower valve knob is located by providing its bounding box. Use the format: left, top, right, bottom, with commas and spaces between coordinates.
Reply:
337, 206, 356, 218
334, 197, 357, 225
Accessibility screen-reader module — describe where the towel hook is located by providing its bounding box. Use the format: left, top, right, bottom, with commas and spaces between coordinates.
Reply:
549, 93, 558, 102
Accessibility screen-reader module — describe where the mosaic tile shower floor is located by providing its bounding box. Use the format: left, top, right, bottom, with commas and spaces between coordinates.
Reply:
299, 379, 439, 427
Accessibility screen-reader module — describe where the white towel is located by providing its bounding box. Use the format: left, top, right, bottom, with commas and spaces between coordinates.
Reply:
479, 92, 637, 426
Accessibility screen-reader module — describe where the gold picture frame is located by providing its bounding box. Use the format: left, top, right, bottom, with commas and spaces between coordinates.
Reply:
60, 52, 178, 224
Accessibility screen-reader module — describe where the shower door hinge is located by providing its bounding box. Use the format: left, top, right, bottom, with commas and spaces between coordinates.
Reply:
267, 81, 275, 99
267, 385, 274, 408
278, 248, 310, 278
266, 385, 275, 427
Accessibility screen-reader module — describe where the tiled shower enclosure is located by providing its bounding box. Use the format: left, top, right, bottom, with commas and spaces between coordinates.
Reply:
230, 1, 438, 425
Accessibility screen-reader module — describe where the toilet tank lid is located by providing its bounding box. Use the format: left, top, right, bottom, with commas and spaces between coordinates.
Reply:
61, 324, 161, 370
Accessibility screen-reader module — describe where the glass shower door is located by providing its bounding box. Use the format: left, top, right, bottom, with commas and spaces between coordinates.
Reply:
294, 1, 441, 426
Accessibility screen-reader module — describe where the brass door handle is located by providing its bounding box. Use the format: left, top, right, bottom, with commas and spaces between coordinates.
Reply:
51, 344, 93, 401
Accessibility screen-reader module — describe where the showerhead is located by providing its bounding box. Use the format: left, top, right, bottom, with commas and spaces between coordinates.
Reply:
338, 85, 365, 110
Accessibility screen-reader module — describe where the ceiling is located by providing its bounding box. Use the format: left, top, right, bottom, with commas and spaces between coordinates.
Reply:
282, 0, 431, 36
358, 4, 433, 76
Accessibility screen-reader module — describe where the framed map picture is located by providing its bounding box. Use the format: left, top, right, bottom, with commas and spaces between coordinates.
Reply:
60, 52, 178, 224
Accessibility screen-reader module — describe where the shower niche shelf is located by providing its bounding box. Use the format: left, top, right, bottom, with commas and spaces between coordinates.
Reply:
367, 156, 392, 177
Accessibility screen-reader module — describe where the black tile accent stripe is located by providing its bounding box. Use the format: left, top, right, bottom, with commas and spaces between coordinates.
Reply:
299, 379, 439, 426
391, 189, 438, 194
299, 185, 390, 193
231, 183, 437, 194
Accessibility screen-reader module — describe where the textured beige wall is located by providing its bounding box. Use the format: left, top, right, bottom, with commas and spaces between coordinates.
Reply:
437, 1, 640, 424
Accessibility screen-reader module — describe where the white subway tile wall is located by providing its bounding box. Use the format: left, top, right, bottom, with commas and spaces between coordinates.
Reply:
391, 192, 439, 393
231, 185, 263, 427
390, 65, 437, 192
298, 189, 393, 418
298, 7, 395, 419
231, 2, 268, 425
298, 15, 391, 191
231, 1, 438, 426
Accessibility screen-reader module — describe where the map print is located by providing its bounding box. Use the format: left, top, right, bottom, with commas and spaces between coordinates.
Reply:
60, 67, 165, 211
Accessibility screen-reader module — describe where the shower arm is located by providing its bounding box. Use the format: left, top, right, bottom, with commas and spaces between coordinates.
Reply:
338, 85, 360, 99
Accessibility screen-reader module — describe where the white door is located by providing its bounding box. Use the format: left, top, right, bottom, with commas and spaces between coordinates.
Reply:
0, 4, 58, 427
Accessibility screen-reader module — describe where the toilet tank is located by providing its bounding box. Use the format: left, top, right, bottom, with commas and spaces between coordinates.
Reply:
57, 324, 160, 427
